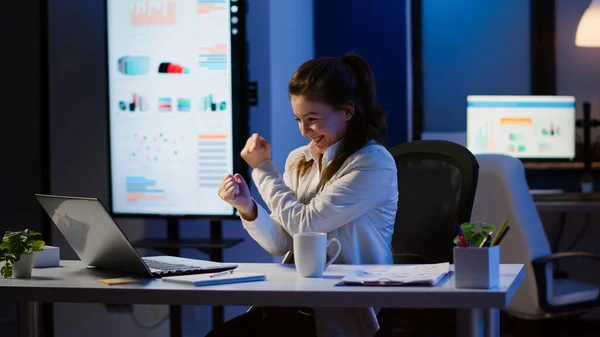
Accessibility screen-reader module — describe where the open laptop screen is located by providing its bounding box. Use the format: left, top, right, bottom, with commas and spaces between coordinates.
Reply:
466, 95, 576, 160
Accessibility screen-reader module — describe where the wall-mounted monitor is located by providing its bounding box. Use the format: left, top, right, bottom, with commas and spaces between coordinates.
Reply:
466, 95, 576, 160
106, 0, 247, 217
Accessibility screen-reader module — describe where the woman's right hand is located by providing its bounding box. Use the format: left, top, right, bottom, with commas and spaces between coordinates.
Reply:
218, 173, 257, 220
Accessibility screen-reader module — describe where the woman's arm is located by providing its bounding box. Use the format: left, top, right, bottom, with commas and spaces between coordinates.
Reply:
240, 202, 293, 256
239, 150, 305, 256
252, 146, 397, 235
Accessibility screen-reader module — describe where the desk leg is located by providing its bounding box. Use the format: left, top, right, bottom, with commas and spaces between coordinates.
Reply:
20, 302, 42, 337
456, 309, 483, 337
483, 309, 499, 337
456, 309, 500, 337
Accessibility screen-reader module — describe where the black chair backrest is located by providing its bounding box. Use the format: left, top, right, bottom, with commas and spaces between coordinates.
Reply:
389, 140, 479, 264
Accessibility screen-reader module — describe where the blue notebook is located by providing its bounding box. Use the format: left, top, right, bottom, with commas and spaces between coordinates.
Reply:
161, 271, 266, 287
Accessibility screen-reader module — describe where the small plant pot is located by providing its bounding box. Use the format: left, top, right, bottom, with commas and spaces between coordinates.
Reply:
13, 254, 34, 279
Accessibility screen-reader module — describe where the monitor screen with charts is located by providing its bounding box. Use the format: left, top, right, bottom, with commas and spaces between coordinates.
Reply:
105, 0, 247, 216
466, 95, 576, 160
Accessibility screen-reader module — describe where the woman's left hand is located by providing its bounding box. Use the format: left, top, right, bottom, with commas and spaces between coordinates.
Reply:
241, 133, 271, 168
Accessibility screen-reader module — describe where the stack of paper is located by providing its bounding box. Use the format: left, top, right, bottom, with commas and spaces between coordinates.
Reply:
340, 263, 452, 286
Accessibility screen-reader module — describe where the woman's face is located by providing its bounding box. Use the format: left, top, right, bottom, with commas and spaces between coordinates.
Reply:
291, 95, 353, 154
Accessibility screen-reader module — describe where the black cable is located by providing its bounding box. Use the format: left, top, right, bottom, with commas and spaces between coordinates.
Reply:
566, 212, 591, 251
553, 212, 566, 272
553, 212, 566, 252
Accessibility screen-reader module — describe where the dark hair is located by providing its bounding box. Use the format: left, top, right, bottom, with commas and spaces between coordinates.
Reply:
288, 52, 388, 191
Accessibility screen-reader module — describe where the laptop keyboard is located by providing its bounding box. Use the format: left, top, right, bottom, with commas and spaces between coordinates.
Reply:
142, 256, 236, 276
143, 259, 202, 271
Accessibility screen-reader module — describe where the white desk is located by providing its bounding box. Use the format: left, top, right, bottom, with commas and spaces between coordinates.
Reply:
0, 261, 525, 337
535, 200, 600, 213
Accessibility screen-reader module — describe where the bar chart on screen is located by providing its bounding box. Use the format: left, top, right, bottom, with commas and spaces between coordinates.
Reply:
199, 44, 228, 71
131, 0, 177, 26
197, 0, 227, 14
197, 134, 230, 189
125, 176, 167, 202
199, 94, 227, 112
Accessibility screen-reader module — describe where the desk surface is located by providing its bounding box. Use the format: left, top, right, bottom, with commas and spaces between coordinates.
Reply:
535, 200, 600, 212
533, 194, 600, 212
0, 261, 524, 309
524, 162, 600, 169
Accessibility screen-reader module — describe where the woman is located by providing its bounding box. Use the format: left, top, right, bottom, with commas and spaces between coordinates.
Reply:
211, 53, 398, 337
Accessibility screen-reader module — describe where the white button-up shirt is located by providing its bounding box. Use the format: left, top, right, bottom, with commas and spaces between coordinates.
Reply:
242, 139, 398, 336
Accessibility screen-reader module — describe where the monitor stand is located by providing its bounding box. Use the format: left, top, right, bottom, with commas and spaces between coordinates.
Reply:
577, 102, 600, 193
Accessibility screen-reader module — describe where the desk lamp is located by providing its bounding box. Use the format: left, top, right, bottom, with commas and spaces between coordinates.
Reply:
575, 0, 600, 192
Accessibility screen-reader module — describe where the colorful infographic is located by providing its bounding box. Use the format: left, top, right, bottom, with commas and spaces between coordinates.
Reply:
118, 56, 150, 75
466, 96, 576, 159
107, 0, 236, 216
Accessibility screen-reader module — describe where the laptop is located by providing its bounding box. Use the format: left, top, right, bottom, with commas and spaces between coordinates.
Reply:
35, 194, 238, 278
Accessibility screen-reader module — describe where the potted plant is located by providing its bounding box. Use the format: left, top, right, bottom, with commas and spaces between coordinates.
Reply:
0, 229, 45, 279
454, 221, 496, 247
581, 173, 594, 193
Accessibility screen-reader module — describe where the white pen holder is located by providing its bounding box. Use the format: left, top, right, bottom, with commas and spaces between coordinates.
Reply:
453, 245, 500, 289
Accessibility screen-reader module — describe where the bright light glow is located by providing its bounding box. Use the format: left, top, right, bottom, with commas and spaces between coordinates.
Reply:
576, 0, 600, 47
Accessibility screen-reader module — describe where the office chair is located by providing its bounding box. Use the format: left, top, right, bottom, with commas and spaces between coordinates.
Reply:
388, 140, 479, 265
377, 140, 479, 337
470, 154, 600, 336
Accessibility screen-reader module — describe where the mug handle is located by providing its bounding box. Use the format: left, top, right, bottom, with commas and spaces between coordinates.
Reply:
324, 238, 341, 271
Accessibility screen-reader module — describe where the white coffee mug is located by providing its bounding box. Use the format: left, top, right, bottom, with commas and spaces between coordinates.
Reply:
293, 232, 341, 278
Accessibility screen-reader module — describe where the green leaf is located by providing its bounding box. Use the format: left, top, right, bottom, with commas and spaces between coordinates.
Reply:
32, 240, 45, 252
470, 232, 487, 246
25, 230, 41, 237
462, 229, 475, 240
1, 263, 12, 278
460, 222, 474, 231
480, 224, 496, 231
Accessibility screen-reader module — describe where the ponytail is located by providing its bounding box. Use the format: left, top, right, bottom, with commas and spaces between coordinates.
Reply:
341, 53, 387, 144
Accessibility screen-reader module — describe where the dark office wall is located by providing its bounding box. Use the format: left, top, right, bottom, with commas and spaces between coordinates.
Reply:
1, 0, 45, 236
421, 0, 531, 132
1, 1, 46, 337
556, 0, 600, 143
314, 0, 409, 148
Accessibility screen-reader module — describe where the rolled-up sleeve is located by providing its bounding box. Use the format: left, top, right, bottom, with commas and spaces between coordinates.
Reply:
251, 149, 396, 235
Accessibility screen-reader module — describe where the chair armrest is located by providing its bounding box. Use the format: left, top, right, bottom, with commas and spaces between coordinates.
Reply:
532, 252, 600, 265
531, 251, 600, 315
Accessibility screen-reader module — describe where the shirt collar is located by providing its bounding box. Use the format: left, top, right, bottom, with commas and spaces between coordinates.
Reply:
302, 138, 345, 165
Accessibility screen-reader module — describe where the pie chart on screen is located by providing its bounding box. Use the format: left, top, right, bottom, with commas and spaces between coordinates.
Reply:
158, 62, 190, 74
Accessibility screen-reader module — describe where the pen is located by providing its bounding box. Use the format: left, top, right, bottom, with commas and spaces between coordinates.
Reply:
209, 270, 234, 278
491, 226, 510, 246
490, 219, 509, 246
479, 231, 493, 248
456, 223, 468, 247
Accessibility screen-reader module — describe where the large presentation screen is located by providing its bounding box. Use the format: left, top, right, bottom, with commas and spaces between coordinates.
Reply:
106, 0, 243, 216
